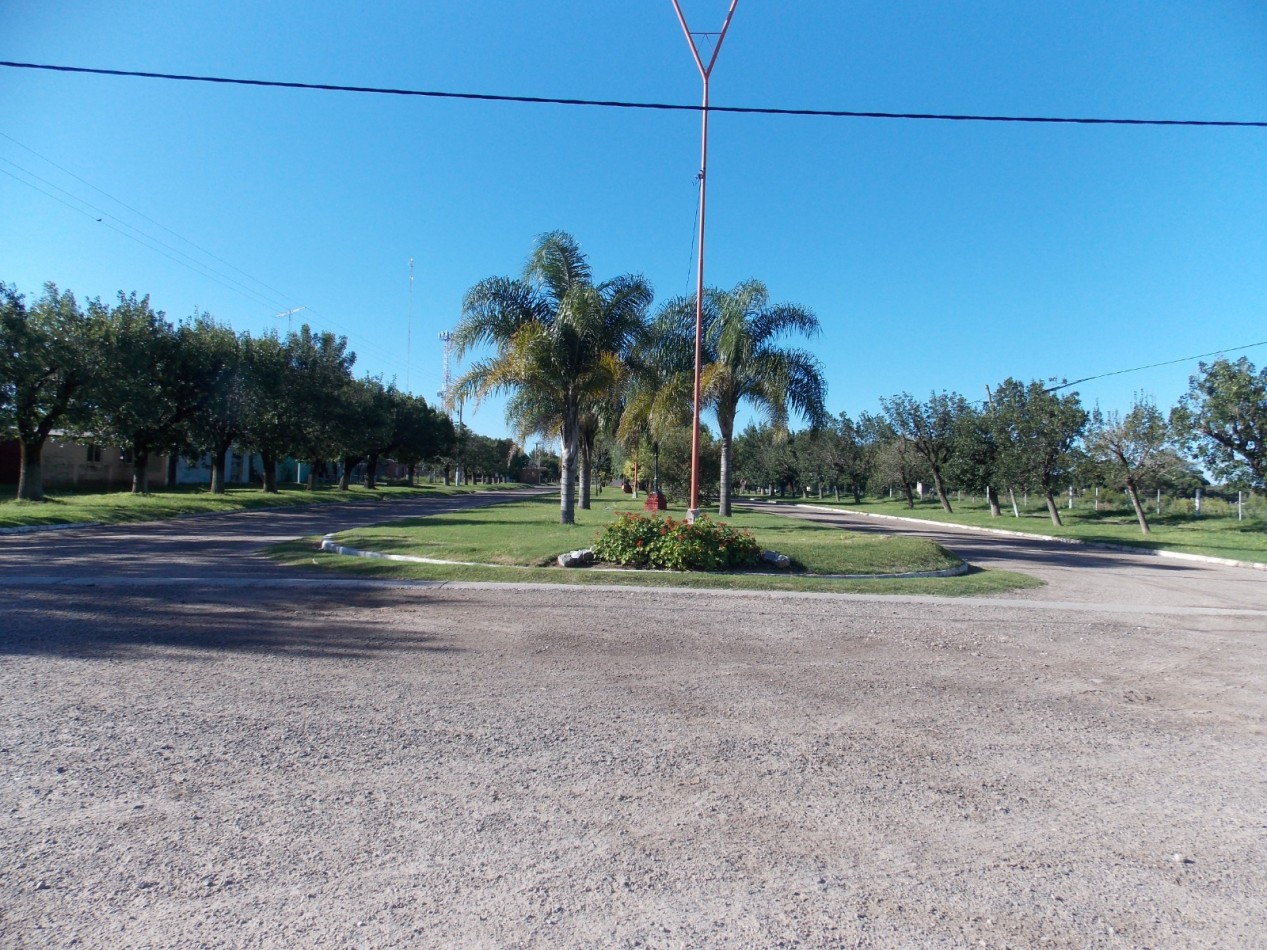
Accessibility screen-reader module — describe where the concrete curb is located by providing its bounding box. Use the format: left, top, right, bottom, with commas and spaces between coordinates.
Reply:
786, 503, 1267, 574
318, 534, 971, 581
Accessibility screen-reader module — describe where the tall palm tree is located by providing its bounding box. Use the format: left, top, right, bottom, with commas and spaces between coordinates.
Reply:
454, 232, 651, 524
656, 279, 827, 517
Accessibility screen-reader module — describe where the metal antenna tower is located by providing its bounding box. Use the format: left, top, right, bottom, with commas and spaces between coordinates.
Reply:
438, 330, 454, 419
671, 0, 739, 521
407, 258, 414, 392
275, 305, 306, 336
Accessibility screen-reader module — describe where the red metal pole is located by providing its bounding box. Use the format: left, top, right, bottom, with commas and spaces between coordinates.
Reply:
688, 75, 710, 520
671, 0, 738, 521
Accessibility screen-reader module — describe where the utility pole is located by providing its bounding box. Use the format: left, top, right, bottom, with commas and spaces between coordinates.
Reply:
407, 258, 414, 392
672, 0, 739, 522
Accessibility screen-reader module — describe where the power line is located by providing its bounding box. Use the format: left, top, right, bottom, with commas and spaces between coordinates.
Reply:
1047, 339, 1267, 392
0, 131, 296, 307
0, 155, 291, 312
1, 152, 416, 379
4, 60, 1265, 129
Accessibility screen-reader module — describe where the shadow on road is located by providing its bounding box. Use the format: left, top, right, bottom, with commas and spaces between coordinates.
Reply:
0, 587, 464, 661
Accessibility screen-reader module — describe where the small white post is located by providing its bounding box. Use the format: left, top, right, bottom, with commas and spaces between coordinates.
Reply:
1195, 487, 1201, 516
1156, 488, 1161, 515
1238, 490, 1243, 521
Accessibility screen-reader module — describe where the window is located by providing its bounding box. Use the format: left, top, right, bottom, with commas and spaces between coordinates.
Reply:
86, 444, 102, 463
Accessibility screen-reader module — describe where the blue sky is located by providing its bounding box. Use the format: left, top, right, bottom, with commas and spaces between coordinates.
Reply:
3, 2, 1265, 442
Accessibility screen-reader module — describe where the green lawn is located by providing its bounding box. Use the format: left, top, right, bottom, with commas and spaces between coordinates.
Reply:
754, 493, 1267, 564
0, 481, 530, 529
285, 495, 1041, 596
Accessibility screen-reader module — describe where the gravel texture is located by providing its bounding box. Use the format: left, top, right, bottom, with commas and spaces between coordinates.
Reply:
2, 496, 1265, 947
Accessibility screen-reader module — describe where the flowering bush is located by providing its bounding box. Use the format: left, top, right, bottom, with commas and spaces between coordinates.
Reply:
593, 512, 760, 571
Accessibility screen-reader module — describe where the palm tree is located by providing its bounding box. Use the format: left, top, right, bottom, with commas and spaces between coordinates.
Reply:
454, 232, 651, 524
656, 279, 827, 517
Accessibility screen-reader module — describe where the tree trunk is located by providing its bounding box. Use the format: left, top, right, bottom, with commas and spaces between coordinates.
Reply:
166, 454, 178, 488
1043, 489, 1064, 526
260, 448, 278, 493
364, 453, 379, 490
559, 426, 577, 525
1125, 477, 1151, 534
17, 438, 46, 502
406, 463, 416, 487
338, 455, 354, 491
902, 482, 916, 508
718, 434, 733, 517
131, 450, 150, 495
986, 485, 1001, 517
307, 459, 319, 491
210, 438, 233, 495
931, 468, 953, 513
578, 446, 591, 510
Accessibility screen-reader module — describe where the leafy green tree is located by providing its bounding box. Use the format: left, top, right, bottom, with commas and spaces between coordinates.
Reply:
390, 394, 452, 485
732, 422, 794, 497
654, 424, 720, 502
91, 292, 208, 494
880, 391, 969, 512
989, 379, 1087, 526
1087, 397, 1170, 534
867, 413, 928, 509
1174, 357, 1267, 489
655, 279, 826, 517
332, 376, 394, 491
945, 402, 1002, 516
237, 332, 291, 492
283, 326, 357, 489
454, 231, 651, 524
823, 413, 872, 503
615, 306, 695, 500
180, 316, 246, 494
1, 282, 99, 501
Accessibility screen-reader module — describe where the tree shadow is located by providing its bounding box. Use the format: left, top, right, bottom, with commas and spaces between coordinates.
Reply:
0, 586, 466, 660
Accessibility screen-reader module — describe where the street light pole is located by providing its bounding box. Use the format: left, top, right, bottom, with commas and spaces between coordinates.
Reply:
671, 0, 738, 521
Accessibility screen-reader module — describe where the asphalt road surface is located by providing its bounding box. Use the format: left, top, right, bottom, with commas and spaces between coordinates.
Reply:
3, 493, 1264, 948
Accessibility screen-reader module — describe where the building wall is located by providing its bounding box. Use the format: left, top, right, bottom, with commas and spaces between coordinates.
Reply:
37, 440, 169, 490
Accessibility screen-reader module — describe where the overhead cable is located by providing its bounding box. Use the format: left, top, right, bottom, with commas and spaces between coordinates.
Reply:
1047, 339, 1267, 392
3, 61, 1265, 129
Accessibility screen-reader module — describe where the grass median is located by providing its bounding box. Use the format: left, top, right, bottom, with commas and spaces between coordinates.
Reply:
0, 481, 531, 530
273, 494, 1041, 596
762, 494, 1267, 565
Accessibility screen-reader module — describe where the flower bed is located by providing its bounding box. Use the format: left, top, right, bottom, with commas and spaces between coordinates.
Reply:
593, 512, 761, 572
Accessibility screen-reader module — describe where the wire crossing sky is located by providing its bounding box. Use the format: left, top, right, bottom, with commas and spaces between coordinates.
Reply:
2, 2, 1265, 440
4, 60, 1266, 128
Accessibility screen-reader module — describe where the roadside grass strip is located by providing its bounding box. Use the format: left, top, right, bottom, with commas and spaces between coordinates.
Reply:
285, 496, 1039, 596
790, 501, 1267, 577
0, 482, 533, 531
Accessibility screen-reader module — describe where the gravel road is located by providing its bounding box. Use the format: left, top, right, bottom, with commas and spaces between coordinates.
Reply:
2, 495, 1264, 947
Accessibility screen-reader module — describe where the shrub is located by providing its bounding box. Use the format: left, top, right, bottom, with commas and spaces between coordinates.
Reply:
593, 512, 761, 571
